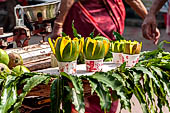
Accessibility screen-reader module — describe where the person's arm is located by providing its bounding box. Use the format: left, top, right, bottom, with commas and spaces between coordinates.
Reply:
55, 0, 75, 26
142, 0, 167, 44
149, 0, 168, 15
51, 0, 75, 39
125, 0, 148, 19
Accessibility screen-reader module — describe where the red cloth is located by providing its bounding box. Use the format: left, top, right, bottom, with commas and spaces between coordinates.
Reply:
17, 0, 28, 6
0, 0, 6, 2
71, 95, 119, 113
63, 0, 126, 41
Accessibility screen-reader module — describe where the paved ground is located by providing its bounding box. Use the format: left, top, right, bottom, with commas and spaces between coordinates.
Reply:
116, 95, 170, 113
23, 25, 170, 52
123, 26, 170, 52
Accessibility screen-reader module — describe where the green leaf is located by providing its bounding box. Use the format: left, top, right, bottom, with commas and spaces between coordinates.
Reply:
71, 77, 85, 113
60, 72, 85, 113
133, 86, 149, 113
12, 75, 49, 112
151, 66, 170, 96
140, 50, 161, 60
92, 72, 131, 110
88, 77, 111, 112
158, 40, 170, 50
132, 71, 142, 85
62, 32, 67, 37
72, 21, 81, 39
113, 31, 125, 41
111, 72, 125, 86
104, 57, 113, 62
143, 74, 155, 112
158, 41, 165, 50
0, 76, 17, 113
0, 79, 4, 86
134, 67, 160, 88
150, 66, 163, 78
72, 88, 85, 113
50, 76, 62, 113
62, 86, 72, 113
119, 62, 126, 73
90, 32, 94, 39
87, 78, 97, 95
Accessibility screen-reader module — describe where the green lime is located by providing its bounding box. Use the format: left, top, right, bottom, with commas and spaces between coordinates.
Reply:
12, 65, 30, 76
0, 49, 9, 65
0, 63, 11, 73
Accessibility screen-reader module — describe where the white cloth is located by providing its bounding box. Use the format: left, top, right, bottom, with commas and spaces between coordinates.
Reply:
36, 62, 120, 77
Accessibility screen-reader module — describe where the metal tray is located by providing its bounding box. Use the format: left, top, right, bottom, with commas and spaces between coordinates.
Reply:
15, 1, 60, 22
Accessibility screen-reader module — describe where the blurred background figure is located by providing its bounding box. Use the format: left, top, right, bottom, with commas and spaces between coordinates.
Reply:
0, 0, 17, 32
142, 0, 170, 45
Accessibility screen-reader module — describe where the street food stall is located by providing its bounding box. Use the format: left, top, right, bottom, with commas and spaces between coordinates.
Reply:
0, 0, 170, 113
0, 32, 170, 113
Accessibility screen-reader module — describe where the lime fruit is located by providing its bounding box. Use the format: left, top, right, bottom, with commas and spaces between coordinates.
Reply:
0, 49, 9, 65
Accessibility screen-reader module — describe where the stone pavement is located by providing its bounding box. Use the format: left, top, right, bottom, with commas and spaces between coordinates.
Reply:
116, 95, 170, 113
123, 25, 170, 52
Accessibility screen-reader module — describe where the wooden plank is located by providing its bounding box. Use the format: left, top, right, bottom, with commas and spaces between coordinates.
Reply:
26, 59, 51, 71
6, 42, 53, 71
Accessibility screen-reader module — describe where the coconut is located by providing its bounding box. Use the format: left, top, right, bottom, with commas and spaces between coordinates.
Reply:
8, 52, 23, 69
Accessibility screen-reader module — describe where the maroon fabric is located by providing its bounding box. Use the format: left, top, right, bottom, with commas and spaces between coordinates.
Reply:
0, 0, 6, 2
63, 0, 126, 41
85, 95, 119, 113
71, 95, 119, 113
77, 1, 113, 40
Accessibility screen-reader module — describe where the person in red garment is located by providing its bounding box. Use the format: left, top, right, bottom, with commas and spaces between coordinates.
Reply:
142, 0, 169, 43
50, 0, 150, 113
51, 0, 150, 40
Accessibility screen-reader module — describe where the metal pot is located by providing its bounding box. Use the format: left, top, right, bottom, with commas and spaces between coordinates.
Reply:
15, 1, 61, 26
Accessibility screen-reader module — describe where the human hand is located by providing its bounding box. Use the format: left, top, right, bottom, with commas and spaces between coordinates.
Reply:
48, 27, 63, 40
47, 21, 63, 40
142, 14, 160, 45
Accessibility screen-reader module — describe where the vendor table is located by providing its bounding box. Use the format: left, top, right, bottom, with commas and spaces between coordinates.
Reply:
23, 62, 170, 113
36, 62, 121, 76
